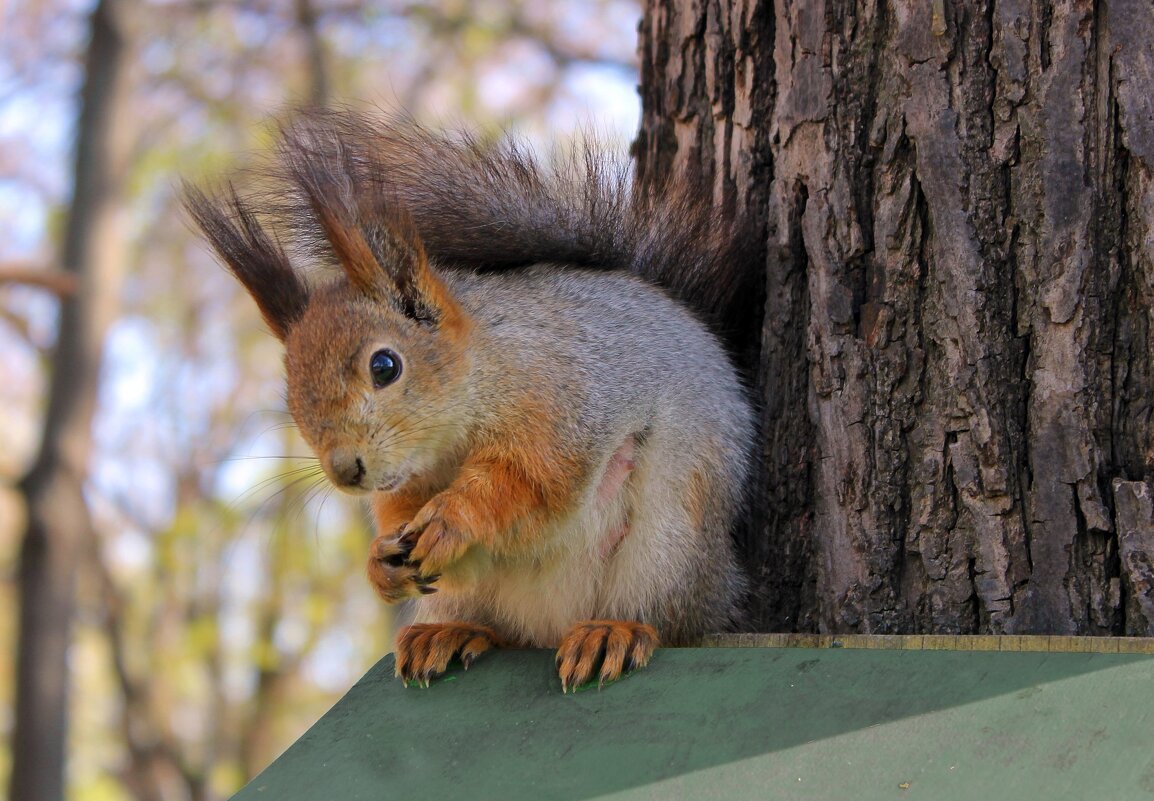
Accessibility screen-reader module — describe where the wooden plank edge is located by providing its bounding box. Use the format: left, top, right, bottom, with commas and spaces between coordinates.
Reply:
696, 633, 1154, 654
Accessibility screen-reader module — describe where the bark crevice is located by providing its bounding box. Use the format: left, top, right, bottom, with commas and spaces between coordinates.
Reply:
638, 0, 1154, 637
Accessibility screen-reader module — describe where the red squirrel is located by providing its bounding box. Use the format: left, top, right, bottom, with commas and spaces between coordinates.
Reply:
186, 110, 756, 691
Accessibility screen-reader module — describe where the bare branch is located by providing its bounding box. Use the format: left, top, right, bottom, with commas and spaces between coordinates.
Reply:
0, 263, 78, 297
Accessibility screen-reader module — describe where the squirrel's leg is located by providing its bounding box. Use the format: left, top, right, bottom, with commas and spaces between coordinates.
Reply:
403, 444, 577, 576
374, 491, 507, 685
555, 621, 659, 692
367, 490, 434, 602
394, 623, 505, 687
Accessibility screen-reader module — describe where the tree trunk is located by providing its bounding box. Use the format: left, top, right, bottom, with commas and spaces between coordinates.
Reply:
294, 0, 331, 107
637, 0, 1154, 636
10, 1, 129, 799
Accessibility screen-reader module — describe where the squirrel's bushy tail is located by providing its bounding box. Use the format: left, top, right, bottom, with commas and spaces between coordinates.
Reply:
277, 110, 760, 344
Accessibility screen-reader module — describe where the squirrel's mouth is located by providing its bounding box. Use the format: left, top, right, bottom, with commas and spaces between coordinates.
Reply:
375, 474, 403, 492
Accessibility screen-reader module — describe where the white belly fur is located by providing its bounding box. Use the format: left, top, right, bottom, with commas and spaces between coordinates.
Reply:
415, 432, 673, 646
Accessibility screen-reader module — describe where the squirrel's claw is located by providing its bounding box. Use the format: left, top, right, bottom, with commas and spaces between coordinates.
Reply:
367, 534, 429, 602
394, 623, 501, 685
380, 535, 415, 568
555, 620, 658, 692
405, 515, 470, 576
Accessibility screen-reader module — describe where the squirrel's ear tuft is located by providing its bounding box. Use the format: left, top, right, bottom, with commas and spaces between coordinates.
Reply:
280, 116, 456, 327
183, 183, 308, 341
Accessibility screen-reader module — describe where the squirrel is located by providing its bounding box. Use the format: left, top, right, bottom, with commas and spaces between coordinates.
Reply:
185, 110, 757, 691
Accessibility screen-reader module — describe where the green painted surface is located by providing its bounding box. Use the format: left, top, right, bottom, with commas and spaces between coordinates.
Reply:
234, 647, 1154, 800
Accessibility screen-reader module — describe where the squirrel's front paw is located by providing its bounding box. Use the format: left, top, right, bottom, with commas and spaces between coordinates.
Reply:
403, 496, 472, 576
395, 623, 500, 686
367, 533, 439, 602
555, 621, 659, 692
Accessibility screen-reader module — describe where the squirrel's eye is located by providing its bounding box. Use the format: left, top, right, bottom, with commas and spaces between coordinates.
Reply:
369, 349, 401, 388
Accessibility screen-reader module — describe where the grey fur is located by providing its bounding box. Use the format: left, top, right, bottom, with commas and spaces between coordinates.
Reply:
437, 267, 753, 643
185, 110, 756, 647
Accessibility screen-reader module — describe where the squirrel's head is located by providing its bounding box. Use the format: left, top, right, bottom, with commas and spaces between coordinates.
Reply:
281, 273, 472, 495
185, 118, 472, 495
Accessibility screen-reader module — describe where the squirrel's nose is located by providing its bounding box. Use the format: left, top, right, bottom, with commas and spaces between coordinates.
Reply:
327, 448, 366, 488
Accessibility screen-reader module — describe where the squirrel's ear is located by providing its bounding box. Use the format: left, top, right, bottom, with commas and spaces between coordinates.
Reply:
183, 183, 308, 341
282, 123, 458, 327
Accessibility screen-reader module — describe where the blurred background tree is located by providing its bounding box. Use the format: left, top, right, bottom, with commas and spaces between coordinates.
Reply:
0, 1, 639, 798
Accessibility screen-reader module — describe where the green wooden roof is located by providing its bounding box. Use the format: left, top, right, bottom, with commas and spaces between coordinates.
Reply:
233, 637, 1154, 800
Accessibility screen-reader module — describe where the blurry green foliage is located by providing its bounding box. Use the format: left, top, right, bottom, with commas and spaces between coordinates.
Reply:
0, 0, 638, 798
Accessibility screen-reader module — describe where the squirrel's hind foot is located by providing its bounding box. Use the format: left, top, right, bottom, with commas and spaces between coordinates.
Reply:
555, 620, 658, 693
395, 623, 501, 687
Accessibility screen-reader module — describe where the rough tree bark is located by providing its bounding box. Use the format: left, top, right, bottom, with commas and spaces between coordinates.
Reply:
10, 1, 130, 799
637, 0, 1154, 636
